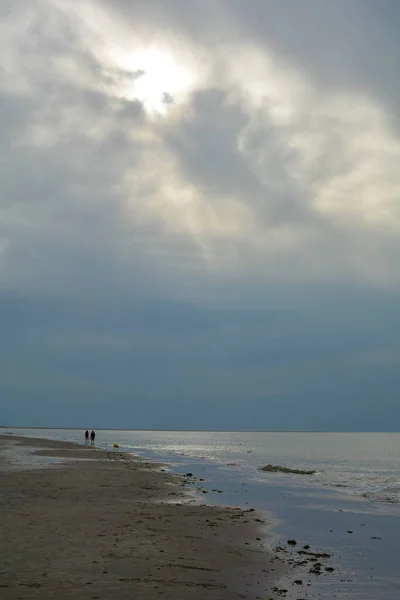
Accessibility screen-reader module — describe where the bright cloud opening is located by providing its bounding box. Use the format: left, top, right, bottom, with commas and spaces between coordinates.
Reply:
123, 46, 196, 115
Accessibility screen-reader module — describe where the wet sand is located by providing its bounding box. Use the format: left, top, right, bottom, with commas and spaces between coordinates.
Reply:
0, 435, 288, 599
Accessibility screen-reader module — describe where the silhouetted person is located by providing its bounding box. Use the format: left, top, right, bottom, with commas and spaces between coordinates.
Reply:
84, 430, 89, 445
90, 430, 95, 445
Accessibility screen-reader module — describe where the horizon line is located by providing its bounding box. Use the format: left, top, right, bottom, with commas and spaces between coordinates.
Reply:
2, 426, 400, 434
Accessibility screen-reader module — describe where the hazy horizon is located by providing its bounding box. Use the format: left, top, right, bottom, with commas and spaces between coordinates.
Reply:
4, 427, 400, 434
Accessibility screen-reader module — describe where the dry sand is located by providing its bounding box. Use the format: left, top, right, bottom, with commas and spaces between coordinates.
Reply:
0, 435, 289, 600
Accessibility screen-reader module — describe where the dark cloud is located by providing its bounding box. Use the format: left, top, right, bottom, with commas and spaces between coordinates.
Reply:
2, 285, 400, 429
163, 88, 329, 232
162, 92, 174, 104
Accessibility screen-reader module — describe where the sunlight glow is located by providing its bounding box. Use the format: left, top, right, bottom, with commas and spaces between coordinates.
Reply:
122, 46, 196, 115
55, 1, 199, 116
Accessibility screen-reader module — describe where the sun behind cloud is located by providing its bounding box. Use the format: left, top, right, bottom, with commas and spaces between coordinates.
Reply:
123, 46, 196, 115
56, 0, 201, 116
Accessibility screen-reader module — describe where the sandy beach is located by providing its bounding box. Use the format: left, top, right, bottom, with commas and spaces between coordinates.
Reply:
0, 434, 290, 600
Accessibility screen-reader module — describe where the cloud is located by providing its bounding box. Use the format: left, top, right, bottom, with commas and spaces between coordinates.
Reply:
1, 0, 400, 428
2, 0, 400, 294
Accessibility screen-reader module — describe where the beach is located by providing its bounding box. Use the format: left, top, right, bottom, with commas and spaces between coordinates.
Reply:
3, 430, 400, 599
0, 434, 290, 600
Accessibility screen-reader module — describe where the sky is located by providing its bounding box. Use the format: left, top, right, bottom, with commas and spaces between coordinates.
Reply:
1, 0, 400, 431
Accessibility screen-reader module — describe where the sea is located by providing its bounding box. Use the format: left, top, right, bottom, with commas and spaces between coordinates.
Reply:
4, 429, 400, 599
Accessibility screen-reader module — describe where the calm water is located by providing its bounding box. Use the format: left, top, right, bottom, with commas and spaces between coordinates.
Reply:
5, 429, 400, 599
6, 429, 400, 504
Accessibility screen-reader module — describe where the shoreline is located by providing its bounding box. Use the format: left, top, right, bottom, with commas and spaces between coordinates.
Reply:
2, 432, 400, 598
0, 434, 293, 599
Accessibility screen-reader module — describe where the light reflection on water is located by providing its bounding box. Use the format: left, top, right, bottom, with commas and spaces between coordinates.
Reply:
7, 428, 400, 504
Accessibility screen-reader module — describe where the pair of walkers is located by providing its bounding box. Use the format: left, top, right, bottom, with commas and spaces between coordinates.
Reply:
84, 430, 95, 445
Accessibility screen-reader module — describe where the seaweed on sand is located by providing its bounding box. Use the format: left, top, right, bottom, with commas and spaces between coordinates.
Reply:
260, 464, 316, 475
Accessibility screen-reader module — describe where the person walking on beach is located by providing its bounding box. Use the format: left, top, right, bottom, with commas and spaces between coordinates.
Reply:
84, 430, 89, 445
90, 430, 95, 445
